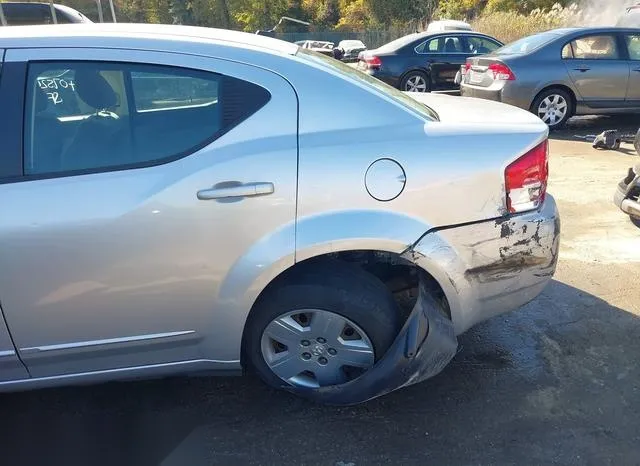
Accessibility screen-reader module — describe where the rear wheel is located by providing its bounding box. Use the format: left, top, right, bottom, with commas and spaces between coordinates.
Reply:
531, 88, 573, 129
401, 71, 431, 93
245, 260, 400, 390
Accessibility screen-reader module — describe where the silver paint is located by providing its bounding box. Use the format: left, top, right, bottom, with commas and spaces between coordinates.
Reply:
0, 24, 557, 393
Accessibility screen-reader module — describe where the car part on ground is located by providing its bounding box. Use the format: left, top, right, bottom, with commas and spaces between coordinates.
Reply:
0, 24, 558, 403
614, 164, 640, 222
461, 27, 640, 129
574, 129, 640, 152
358, 31, 503, 93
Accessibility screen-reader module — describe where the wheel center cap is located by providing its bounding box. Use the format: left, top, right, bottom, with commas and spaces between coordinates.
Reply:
310, 344, 326, 357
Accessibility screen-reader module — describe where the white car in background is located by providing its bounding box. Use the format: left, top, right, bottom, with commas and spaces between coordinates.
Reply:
426, 20, 473, 33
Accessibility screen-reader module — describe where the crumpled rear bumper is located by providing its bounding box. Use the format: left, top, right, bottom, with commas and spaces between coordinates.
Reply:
284, 276, 458, 406
284, 197, 559, 406
614, 166, 640, 219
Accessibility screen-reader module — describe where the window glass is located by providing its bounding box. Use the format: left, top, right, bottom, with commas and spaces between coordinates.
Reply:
467, 37, 500, 55
24, 62, 270, 175
419, 37, 463, 53
561, 43, 573, 59
297, 47, 439, 122
626, 35, 640, 60
131, 71, 218, 112
569, 35, 619, 60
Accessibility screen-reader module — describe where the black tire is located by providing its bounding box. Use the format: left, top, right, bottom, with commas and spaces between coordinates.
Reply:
531, 88, 574, 130
400, 71, 431, 93
244, 259, 400, 389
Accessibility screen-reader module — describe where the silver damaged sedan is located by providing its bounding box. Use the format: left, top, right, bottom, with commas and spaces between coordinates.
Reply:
0, 24, 559, 405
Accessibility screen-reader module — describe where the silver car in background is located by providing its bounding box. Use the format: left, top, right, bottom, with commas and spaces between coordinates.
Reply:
461, 27, 640, 128
0, 24, 558, 405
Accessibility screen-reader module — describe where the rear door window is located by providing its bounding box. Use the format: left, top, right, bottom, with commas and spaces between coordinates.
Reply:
466, 37, 501, 55
625, 35, 640, 60
417, 36, 463, 54
566, 35, 620, 60
24, 62, 270, 176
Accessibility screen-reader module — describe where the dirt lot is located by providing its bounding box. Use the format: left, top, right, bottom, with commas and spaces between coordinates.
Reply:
0, 117, 639, 466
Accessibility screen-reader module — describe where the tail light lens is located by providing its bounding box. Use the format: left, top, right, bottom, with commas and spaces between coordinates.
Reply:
488, 63, 516, 81
363, 55, 382, 70
505, 140, 549, 213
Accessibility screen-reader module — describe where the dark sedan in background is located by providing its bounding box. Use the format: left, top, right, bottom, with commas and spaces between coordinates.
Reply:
460, 27, 640, 128
358, 30, 503, 92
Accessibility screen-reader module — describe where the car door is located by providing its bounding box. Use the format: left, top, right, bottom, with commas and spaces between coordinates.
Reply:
562, 33, 629, 107
623, 33, 640, 105
417, 35, 467, 90
0, 47, 298, 378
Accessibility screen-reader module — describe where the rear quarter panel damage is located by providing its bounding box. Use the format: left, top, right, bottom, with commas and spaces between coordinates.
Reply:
405, 196, 560, 334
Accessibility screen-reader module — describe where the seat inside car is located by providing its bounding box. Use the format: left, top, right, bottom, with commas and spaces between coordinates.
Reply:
61, 69, 132, 172
444, 38, 458, 53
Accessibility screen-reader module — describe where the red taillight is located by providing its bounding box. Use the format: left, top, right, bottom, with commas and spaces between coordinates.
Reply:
488, 63, 516, 81
505, 140, 549, 213
364, 55, 382, 69
464, 62, 471, 72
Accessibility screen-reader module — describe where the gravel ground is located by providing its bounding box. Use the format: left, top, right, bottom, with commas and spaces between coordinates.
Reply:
0, 116, 639, 466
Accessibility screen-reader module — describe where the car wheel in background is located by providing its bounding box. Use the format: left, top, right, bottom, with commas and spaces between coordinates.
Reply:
531, 88, 573, 129
244, 260, 400, 390
401, 71, 431, 93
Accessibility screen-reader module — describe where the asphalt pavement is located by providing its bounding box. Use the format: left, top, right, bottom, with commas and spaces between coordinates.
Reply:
1, 116, 639, 466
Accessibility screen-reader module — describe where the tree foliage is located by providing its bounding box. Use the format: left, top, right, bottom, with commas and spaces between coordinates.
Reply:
63, 0, 578, 32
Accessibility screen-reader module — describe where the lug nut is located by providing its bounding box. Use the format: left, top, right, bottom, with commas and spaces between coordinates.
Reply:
302, 352, 311, 360
301, 340, 310, 347
328, 348, 337, 356
318, 357, 328, 365
317, 337, 326, 344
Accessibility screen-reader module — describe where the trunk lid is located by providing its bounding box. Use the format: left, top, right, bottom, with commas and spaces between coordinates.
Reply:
405, 92, 544, 127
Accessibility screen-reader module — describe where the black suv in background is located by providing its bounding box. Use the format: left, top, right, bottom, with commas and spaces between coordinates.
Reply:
0, 2, 92, 25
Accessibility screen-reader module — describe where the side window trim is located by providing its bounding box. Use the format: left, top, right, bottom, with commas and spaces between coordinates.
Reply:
0, 57, 26, 181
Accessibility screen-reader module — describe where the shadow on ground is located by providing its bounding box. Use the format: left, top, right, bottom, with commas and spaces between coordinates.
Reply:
0, 280, 638, 466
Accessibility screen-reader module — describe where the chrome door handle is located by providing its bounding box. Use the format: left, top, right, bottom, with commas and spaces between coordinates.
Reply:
197, 182, 274, 200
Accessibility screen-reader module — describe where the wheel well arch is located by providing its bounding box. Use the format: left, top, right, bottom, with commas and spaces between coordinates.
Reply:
240, 249, 449, 366
530, 84, 577, 112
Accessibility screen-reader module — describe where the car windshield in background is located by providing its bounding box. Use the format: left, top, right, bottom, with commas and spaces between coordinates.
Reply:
495, 31, 561, 55
296, 47, 439, 122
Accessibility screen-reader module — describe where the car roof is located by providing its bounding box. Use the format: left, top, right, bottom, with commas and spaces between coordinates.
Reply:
0, 23, 299, 56
548, 26, 640, 36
